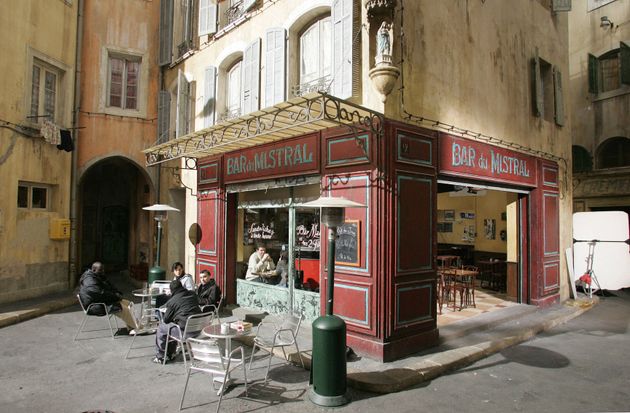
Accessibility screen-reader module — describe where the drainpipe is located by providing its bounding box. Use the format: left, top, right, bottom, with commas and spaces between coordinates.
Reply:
69, 0, 85, 288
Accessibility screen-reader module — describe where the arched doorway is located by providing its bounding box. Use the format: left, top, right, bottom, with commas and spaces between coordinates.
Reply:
79, 157, 153, 272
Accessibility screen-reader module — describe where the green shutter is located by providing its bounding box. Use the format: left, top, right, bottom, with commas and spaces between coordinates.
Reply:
588, 53, 598, 94
531, 53, 543, 117
159, 0, 174, 66
620, 41, 630, 85
157, 90, 171, 143
553, 67, 564, 126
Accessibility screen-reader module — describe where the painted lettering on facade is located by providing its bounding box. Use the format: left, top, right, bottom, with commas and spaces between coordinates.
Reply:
440, 134, 537, 186
223, 135, 320, 183
248, 223, 275, 240
227, 143, 314, 175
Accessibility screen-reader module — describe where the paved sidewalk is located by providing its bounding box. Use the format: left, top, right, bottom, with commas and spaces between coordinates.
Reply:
0, 288, 596, 394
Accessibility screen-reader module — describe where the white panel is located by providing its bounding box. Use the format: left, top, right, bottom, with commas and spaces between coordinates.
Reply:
264, 28, 286, 108
331, 0, 352, 99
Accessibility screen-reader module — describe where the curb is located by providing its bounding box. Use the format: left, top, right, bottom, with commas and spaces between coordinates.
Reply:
347, 300, 595, 394
0, 296, 77, 329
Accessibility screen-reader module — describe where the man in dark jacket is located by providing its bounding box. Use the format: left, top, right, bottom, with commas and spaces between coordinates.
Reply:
78, 262, 139, 333
197, 270, 221, 308
153, 279, 201, 363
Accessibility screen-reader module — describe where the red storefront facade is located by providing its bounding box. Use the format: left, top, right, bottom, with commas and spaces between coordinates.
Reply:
194, 119, 561, 362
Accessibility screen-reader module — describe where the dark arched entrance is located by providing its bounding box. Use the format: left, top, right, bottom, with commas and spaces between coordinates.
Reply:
79, 157, 152, 272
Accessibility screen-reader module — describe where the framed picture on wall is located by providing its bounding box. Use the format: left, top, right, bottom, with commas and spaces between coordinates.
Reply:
444, 210, 455, 221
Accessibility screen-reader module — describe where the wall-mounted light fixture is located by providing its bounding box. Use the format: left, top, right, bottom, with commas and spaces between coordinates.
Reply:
600, 16, 614, 29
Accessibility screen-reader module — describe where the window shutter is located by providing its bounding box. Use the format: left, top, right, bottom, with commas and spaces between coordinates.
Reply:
157, 90, 171, 143
553, 67, 565, 126
264, 28, 286, 108
242, 0, 257, 12
551, 0, 572, 12
203, 66, 217, 128
531, 53, 543, 117
588, 53, 599, 94
242, 38, 261, 114
199, 0, 218, 37
176, 70, 190, 137
159, 0, 174, 66
331, 0, 353, 99
620, 41, 630, 86
184, 0, 194, 46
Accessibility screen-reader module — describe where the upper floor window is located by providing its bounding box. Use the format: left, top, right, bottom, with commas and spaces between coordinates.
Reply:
532, 53, 564, 126
572, 145, 593, 173
226, 60, 242, 118
597, 137, 630, 169
588, 43, 630, 95
299, 17, 332, 89
30, 59, 61, 123
108, 56, 140, 110
18, 182, 50, 210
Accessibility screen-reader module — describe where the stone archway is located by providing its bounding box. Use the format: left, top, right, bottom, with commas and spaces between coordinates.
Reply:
79, 157, 153, 273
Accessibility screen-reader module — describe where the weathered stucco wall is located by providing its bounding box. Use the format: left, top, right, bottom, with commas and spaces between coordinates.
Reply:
0, 0, 77, 304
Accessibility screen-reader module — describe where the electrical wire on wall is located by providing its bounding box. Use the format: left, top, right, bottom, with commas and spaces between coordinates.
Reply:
395, 0, 569, 199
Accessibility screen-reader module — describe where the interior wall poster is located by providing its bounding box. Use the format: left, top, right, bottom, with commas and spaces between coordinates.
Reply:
484, 218, 496, 240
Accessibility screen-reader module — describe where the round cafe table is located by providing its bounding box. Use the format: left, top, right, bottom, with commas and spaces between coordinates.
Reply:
132, 288, 162, 329
201, 324, 248, 395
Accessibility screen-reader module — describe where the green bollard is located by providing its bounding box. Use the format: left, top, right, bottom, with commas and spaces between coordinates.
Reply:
309, 314, 348, 406
147, 265, 166, 285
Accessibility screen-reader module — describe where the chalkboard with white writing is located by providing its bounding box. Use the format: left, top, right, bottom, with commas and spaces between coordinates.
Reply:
335, 220, 361, 266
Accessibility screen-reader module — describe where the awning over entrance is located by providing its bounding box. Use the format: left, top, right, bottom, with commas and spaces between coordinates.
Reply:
142, 92, 384, 167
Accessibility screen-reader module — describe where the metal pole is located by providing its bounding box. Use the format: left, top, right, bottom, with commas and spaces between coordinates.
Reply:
156, 220, 163, 267
326, 226, 336, 316
288, 196, 296, 314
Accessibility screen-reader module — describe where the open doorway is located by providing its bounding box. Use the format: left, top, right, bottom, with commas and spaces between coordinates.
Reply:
436, 180, 526, 324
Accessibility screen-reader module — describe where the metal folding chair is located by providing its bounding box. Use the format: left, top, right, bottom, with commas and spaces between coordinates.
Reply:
164, 312, 215, 368
74, 294, 119, 341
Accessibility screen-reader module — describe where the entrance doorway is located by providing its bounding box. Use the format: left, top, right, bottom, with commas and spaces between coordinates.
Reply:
79, 157, 152, 272
436, 179, 528, 324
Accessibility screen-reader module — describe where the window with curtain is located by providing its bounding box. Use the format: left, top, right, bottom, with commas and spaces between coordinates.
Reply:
30, 59, 60, 122
108, 56, 140, 110
299, 16, 331, 88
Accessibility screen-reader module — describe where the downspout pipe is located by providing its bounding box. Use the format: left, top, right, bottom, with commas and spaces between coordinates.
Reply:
69, 0, 85, 288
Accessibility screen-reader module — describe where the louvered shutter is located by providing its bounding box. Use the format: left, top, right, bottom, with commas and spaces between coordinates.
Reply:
199, 0, 218, 37
159, 0, 173, 66
620, 42, 630, 85
553, 67, 564, 126
176, 70, 190, 137
204, 66, 217, 128
331, 0, 353, 99
588, 53, 598, 94
184, 0, 194, 47
242, 38, 261, 114
532, 53, 543, 117
242, 0, 257, 12
264, 28, 286, 108
157, 90, 171, 143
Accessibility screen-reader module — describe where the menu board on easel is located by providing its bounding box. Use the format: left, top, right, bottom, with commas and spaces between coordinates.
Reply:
335, 220, 360, 267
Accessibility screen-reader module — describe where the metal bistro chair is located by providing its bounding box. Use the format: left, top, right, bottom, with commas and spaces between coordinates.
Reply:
125, 301, 159, 359
180, 337, 248, 412
201, 295, 224, 323
74, 294, 119, 341
248, 313, 305, 382
163, 312, 215, 368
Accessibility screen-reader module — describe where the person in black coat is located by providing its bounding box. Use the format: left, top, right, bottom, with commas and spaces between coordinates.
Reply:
197, 270, 221, 308
78, 262, 139, 332
153, 279, 201, 363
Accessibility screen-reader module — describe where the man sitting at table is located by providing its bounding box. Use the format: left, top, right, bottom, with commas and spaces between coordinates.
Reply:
197, 269, 221, 308
245, 245, 275, 282
153, 279, 201, 364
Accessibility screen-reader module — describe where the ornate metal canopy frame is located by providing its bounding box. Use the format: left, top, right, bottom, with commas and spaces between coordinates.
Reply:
143, 92, 384, 167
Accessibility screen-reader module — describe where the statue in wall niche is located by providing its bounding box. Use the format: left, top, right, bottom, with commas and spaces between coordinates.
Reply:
375, 21, 393, 65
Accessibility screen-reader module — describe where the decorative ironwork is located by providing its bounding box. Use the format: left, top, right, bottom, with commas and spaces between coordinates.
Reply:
292, 75, 332, 97
143, 92, 384, 167
220, 108, 242, 122
226, 1, 244, 24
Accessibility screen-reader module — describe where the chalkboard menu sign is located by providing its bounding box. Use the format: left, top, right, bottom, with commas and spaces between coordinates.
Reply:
335, 220, 361, 266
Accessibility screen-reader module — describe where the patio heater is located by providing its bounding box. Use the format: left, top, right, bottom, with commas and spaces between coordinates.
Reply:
143, 204, 180, 284
301, 196, 365, 407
